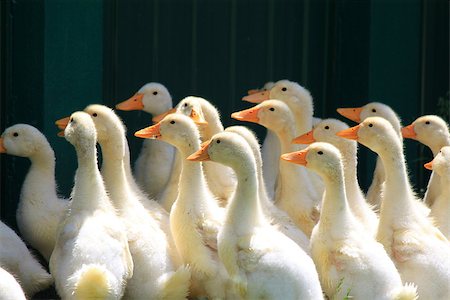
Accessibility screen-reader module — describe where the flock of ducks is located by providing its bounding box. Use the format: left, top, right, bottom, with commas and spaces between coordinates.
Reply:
0, 79, 448, 299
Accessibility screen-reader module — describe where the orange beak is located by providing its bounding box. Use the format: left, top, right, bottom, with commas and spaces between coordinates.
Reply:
0, 138, 6, 153
337, 107, 363, 123
186, 140, 211, 161
152, 107, 176, 124
336, 124, 360, 140
247, 89, 260, 95
115, 93, 145, 111
231, 107, 260, 124
242, 90, 270, 103
401, 124, 417, 139
190, 109, 208, 126
55, 116, 70, 137
292, 130, 315, 144
134, 123, 162, 139
281, 149, 308, 166
424, 160, 433, 170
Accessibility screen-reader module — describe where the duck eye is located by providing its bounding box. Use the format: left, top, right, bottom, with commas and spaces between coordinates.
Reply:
184, 103, 188, 107
318, 151, 323, 155
281, 87, 287, 92
70, 118, 73, 123
269, 107, 275, 112
13, 132, 18, 137
216, 139, 221, 144
425, 121, 430, 125
92, 113, 97, 117
324, 126, 329, 130
153, 91, 158, 95
371, 108, 377, 113
369, 124, 373, 127
170, 120, 175, 124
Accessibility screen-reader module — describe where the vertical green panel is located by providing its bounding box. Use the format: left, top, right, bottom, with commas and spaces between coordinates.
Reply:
0, 0, 45, 227
369, 0, 423, 192
326, 0, 373, 190
44, 0, 103, 197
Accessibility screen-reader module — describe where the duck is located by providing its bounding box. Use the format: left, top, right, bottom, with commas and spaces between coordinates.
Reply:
225, 125, 310, 252
232, 100, 319, 237
82, 104, 190, 299
424, 146, 450, 239
293, 118, 378, 236
281, 142, 417, 300
50, 112, 133, 299
115, 82, 176, 198
0, 267, 26, 300
0, 124, 69, 261
402, 115, 450, 207
135, 114, 230, 299
155, 96, 237, 208
242, 79, 324, 199
187, 131, 323, 299
337, 102, 403, 210
337, 116, 450, 299
0, 220, 52, 298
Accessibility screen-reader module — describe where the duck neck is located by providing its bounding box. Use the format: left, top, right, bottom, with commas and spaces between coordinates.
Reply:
286, 96, 313, 135
225, 159, 265, 233
431, 136, 450, 156
21, 144, 58, 205
100, 138, 134, 211
341, 144, 365, 202
320, 170, 354, 230
71, 143, 110, 211
177, 141, 211, 209
377, 142, 416, 216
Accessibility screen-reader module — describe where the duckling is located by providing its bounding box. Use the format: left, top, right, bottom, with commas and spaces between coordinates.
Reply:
337, 117, 450, 299
135, 114, 230, 299
282, 142, 417, 300
0, 124, 69, 261
83, 104, 190, 299
187, 132, 323, 299
293, 118, 378, 236
242, 79, 324, 200
225, 125, 310, 252
402, 115, 450, 206
116, 82, 176, 198
50, 112, 133, 299
424, 146, 450, 239
337, 102, 402, 210
232, 100, 319, 237
0, 220, 52, 298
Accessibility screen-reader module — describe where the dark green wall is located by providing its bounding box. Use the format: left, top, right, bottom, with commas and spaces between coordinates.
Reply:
1, 0, 449, 230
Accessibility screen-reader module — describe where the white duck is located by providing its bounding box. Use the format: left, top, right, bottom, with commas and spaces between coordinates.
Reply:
242, 79, 324, 199
225, 125, 310, 252
115, 82, 176, 198
337, 117, 450, 299
232, 100, 319, 237
293, 118, 378, 236
50, 112, 133, 299
282, 142, 418, 300
402, 115, 450, 207
83, 104, 190, 299
155, 96, 237, 208
0, 267, 26, 300
0, 124, 69, 261
337, 102, 403, 210
0, 220, 52, 298
187, 132, 323, 300
135, 114, 230, 299
424, 146, 450, 239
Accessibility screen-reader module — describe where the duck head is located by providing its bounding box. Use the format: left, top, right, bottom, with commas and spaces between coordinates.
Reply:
116, 82, 172, 115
